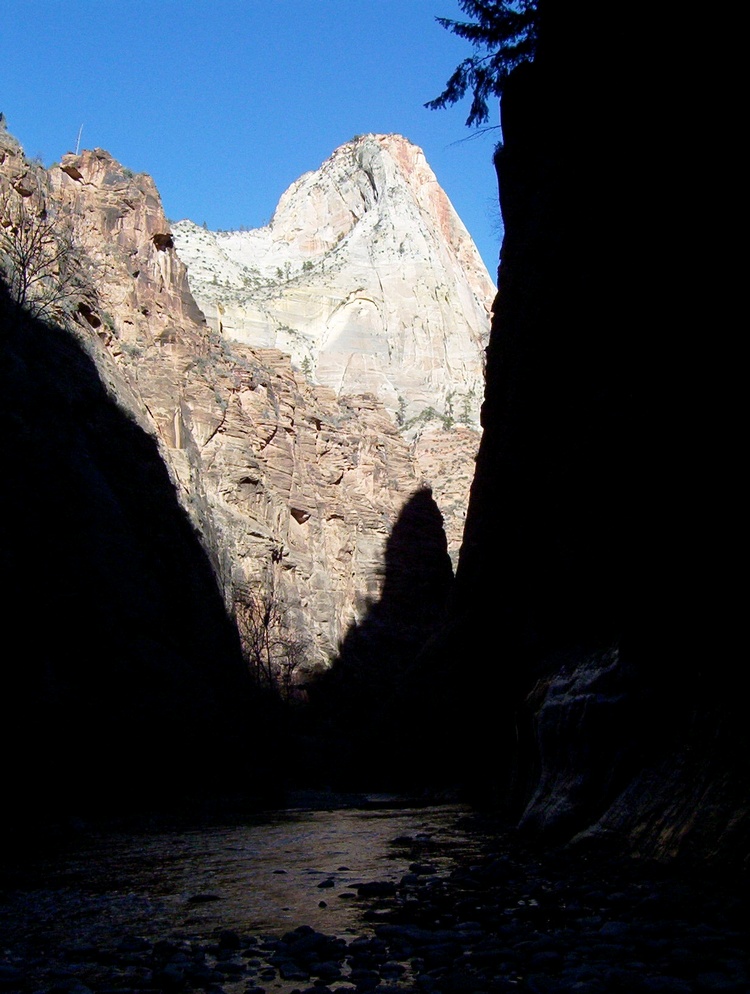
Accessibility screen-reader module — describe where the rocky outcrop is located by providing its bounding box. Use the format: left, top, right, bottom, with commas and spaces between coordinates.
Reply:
51, 148, 206, 343
172, 134, 493, 429
0, 112, 29, 188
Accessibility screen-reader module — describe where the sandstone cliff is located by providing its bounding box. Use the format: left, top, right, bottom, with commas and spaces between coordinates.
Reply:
2, 123, 490, 684
172, 134, 493, 431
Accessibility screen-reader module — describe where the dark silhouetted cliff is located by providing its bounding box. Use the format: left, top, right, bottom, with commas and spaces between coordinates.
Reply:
0, 285, 265, 827
450, 1, 748, 861
305, 487, 456, 788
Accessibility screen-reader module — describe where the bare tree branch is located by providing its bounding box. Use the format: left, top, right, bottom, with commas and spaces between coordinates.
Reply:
235, 592, 309, 702
0, 181, 81, 320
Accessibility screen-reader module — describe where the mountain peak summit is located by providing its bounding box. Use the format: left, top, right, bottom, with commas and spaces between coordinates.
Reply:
174, 134, 493, 427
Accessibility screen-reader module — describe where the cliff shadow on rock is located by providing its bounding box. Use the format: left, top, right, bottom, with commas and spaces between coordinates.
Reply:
302, 487, 458, 791
0, 281, 272, 834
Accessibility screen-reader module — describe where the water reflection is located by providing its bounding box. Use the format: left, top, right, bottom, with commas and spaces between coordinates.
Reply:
2, 804, 484, 949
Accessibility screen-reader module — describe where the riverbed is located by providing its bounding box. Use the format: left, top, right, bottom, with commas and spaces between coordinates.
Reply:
0, 801, 481, 946
1, 799, 748, 994
0, 800, 486, 992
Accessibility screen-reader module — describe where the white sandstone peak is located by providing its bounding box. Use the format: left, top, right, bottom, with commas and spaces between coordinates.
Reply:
173, 134, 494, 428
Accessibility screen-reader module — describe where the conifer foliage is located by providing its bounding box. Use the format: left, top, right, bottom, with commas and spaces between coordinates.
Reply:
426, 0, 538, 126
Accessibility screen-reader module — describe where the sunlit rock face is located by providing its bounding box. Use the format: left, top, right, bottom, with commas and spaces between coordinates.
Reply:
0, 113, 29, 187
173, 134, 493, 428
51, 148, 206, 341
24, 138, 491, 669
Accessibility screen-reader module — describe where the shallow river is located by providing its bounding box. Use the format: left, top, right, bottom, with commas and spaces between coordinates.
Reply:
3, 801, 749, 994
1, 800, 485, 949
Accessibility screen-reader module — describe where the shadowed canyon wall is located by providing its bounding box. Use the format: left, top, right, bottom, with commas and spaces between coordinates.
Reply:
0, 283, 262, 822
1, 118, 489, 817
305, 487, 456, 788
448, 1, 748, 861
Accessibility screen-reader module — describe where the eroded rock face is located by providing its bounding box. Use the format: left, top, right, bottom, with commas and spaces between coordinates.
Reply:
50, 148, 206, 346
172, 134, 493, 428
0, 113, 30, 188
12, 137, 488, 671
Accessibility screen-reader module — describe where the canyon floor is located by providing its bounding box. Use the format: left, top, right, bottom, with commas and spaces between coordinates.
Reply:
1, 801, 747, 994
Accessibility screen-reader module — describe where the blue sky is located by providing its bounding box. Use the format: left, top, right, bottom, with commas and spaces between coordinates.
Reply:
1, 0, 503, 277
